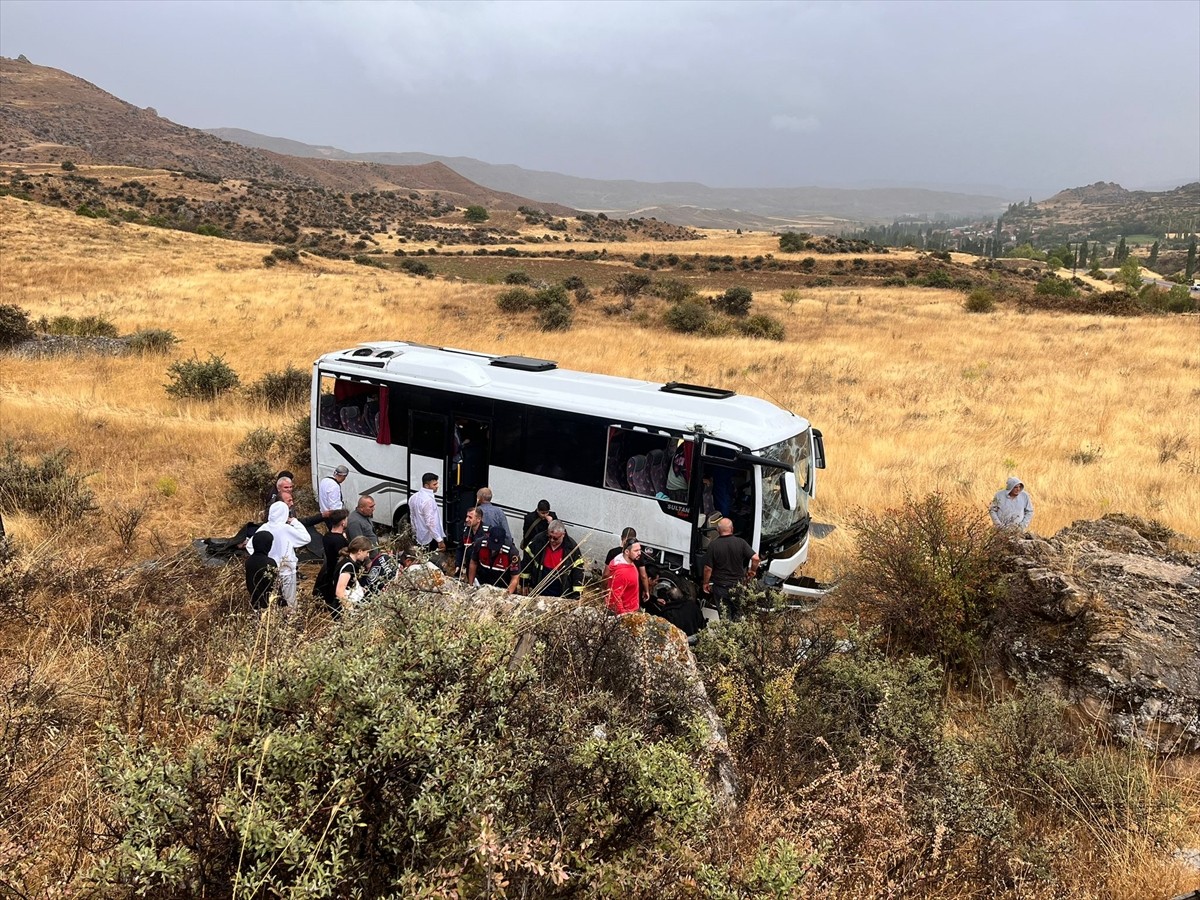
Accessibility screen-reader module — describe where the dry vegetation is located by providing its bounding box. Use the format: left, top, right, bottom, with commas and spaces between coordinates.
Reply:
2, 197, 1196, 563
2, 196, 1199, 896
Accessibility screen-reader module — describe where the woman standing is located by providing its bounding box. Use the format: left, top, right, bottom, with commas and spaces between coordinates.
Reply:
335, 536, 372, 612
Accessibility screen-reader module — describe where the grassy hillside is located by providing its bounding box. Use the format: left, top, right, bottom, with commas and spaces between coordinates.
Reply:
1, 196, 1196, 559
2, 195, 1199, 897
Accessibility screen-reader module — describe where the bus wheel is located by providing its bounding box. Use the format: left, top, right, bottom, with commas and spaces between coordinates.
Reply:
656, 569, 695, 602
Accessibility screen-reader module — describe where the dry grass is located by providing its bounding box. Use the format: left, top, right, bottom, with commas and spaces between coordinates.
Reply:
3, 196, 1198, 575
2, 196, 1198, 896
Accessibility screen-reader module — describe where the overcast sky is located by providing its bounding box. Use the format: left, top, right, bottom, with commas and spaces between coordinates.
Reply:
2, 0, 1197, 198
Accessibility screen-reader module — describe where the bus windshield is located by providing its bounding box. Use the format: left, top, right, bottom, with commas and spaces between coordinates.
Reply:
758, 430, 811, 541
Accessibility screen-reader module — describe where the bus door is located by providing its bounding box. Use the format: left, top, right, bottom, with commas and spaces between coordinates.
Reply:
700, 441, 753, 547
448, 414, 491, 535
408, 410, 450, 536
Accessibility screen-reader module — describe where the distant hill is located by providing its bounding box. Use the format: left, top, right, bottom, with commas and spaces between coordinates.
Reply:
0, 57, 573, 216
1003, 181, 1200, 243
208, 127, 1011, 229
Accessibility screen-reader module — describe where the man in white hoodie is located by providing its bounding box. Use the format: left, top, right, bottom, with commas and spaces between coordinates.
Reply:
989, 477, 1034, 531
257, 500, 313, 616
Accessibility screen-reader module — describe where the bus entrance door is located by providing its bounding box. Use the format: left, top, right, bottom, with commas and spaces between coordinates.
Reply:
449, 415, 491, 536
408, 411, 451, 538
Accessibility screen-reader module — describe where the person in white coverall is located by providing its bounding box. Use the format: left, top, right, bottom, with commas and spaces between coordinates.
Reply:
989, 477, 1034, 530
257, 500, 313, 616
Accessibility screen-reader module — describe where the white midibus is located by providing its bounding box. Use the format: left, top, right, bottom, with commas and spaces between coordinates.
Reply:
311, 342, 825, 597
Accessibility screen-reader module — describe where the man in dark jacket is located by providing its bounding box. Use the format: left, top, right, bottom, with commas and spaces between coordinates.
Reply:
244, 531, 278, 621
523, 520, 584, 598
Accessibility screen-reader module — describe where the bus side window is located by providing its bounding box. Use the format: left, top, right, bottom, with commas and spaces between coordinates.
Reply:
605, 426, 677, 496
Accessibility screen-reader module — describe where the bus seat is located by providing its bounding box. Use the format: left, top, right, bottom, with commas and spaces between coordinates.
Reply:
319, 400, 338, 429
339, 405, 360, 431
606, 455, 626, 490
647, 449, 667, 494
626, 455, 652, 494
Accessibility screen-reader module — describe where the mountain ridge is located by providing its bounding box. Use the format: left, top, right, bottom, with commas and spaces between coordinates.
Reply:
207, 127, 1011, 228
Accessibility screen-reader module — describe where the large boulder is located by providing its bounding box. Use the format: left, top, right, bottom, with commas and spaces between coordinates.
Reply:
994, 514, 1200, 752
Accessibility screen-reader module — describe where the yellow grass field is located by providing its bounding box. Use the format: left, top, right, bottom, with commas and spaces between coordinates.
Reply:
1, 196, 1198, 575
2, 197, 1200, 896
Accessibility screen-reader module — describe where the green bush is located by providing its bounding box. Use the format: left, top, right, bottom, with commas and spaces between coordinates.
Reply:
353, 254, 387, 269
778, 232, 809, 252
536, 301, 574, 331
713, 286, 753, 317
165, 354, 240, 400
737, 313, 785, 341
89, 597, 713, 896
835, 493, 1009, 671
651, 279, 696, 304
1034, 276, 1077, 298
562, 275, 585, 291
530, 284, 569, 310
464, 204, 489, 223
495, 287, 534, 312
398, 258, 432, 277
963, 288, 996, 313
225, 457, 275, 506
126, 328, 179, 355
918, 269, 953, 289
247, 365, 310, 409
0, 303, 34, 348
44, 314, 119, 338
0, 443, 98, 519
664, 298, 712, 334
503, 270, 532, 285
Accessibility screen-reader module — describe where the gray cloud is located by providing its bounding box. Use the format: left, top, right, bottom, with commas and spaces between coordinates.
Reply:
1, 0, 1196, 197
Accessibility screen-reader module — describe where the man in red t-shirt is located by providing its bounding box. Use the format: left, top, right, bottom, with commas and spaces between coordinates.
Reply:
606, 540, 642, 616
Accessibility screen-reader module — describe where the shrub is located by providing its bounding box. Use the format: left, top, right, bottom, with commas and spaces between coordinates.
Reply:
714, 286, 753, 317
0, 443, 98, 519
165, 354, 240, 400
464, 204, 489, 223
963, 288, 996, 313
778, 232, 809, 253
536, 301, 574, 331
651, 279, 696, 304
45, 314, 119, 338
799, 257, 816, 271
0, 303, 33, 348
919, 269, 953, 289
88, 597, 713, 896
353, 254, 387, 269
225, 458, 275, 505
562, 275, 585, 291
737, 313, 785, 341
529, 284, 567, 310
503, 270, 531, 285
664, 298, 712, 334
398, 258, 432, 277
780, 289, 801, 311
495, 287, 534, 312
612, 272, 652, 301
247, 365, 309, 409
1035, 276, 1077, 298
834, 493, 1009, 671
126, 328, 179, 355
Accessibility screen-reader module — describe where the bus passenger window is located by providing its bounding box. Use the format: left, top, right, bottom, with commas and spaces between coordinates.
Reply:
605, 426, 678, 496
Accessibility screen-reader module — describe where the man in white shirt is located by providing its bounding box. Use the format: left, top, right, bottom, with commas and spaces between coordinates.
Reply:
409, 472, 447, 553
319, 465, 349, 516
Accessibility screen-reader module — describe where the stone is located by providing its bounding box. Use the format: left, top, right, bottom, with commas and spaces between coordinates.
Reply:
993, 515, 1200, 753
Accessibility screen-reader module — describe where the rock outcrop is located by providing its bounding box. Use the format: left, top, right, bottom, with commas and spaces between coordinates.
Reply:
995, 515, 1200, 752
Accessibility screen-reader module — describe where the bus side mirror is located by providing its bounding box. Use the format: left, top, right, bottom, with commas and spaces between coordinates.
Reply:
812, 429, 825, 470
780, 471, 799, 510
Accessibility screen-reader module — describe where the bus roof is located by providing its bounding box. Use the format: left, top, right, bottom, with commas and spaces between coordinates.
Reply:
316, 341, 808, 451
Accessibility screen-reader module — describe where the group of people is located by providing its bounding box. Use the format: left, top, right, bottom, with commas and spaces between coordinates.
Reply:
245, 462, 1035, 630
